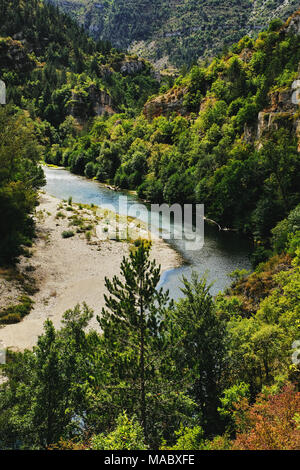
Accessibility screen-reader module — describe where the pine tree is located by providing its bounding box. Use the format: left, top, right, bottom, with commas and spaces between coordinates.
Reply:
97, 242, 171, 442
32, 320, 65, 447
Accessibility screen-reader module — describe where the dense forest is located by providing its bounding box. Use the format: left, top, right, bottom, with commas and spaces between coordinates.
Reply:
0, 0, 299, 451
0, 235, 299, 449
48, 0, 299, 67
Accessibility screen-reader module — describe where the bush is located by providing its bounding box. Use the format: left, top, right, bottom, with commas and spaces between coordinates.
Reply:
161, 426, 204, 450
85, 231, 92, 241
138, 178, 164, 203
91, 412, 147, 450
84, 162, 97, 179
61, 230, 75, 238
0, 313, 22, 324
271, 204, 300, 253
0, 295, 33, 325
232, 384, 300, 450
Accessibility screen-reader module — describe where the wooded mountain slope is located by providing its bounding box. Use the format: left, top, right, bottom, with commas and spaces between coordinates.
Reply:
0, 0, 159, 264
47, 0, 299, 67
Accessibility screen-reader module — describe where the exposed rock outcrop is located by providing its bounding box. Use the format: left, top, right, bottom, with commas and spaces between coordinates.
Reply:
69, 85, 115, 123
249, 13, 300, 147
256, 63, 300, 149
119, 59, 145, 75
88, 84, 115, 116
97, 58, 146, 78
143, 86, 188, 120
285, 10, 300, 35
142, 9, 300, 149
257, 109, 295, 140
50, 0, 298, 69
0, 37, 35, 72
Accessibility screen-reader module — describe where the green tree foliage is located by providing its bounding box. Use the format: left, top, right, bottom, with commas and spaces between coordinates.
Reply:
232, 384, 300, 450
97, 242, 194, 446
0, 3, 299, 452
0, 304, 94, 448
0, 0, 159, 128
161, 425, 205, 451
0, 238, 299, 449
0, 107, 45, 264
0, 0, 159, 263
91, 412, 147, 450
50, 0, 299, 68
271, 204, 300, 253
168, 274, 227, 436
218, 382, 250, 433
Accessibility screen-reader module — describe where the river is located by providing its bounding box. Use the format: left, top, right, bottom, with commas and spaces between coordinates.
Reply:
44, 166, 252, 300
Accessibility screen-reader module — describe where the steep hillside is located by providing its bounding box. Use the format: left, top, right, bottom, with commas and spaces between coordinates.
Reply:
0, 0, 159, 122
0, 0, 159, 264
47, 0, 299, 67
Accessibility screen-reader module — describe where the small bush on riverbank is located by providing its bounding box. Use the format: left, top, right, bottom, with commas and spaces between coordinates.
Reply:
0, 295, 34, 325
56, 211, 66, 219
61, 230, 75, 239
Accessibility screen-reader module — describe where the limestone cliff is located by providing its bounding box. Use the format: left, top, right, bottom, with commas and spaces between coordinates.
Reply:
49, 0, 300, 68
257, 76, 300, 143
144, 12, 300, 151
119, 59, 146, 75
0, 37, 36, 72
143, 86, 189, 120
97, 58, 146, 77
68, 84, 115, 122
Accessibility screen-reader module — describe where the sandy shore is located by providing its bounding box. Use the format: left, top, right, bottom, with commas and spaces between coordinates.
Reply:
0, 193, 181, 350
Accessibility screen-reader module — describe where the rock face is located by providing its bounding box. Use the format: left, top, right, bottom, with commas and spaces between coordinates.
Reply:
97, 59, 146, 78
256, 110, 294, 140
142, 9, 300, 151
143, 87, 188, 120
0, 80, 6, 104
256, 63, 300, 149
119, 60, 145, 75
88, 84, 114, 116
50, 0, 299, 68
69, 85, 115, 122
286, 10, 300, 35
0, 37, 35, 72
248, 14, 300, 147
257, 89, 297, 138
296, 119, 300, 150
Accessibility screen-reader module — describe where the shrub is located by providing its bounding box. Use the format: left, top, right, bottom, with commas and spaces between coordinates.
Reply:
85, 231, 91, 241
161, 426, 205, 450
84, 162, 97, 179
61, 230, 75, 238
0, 295, 33, 324
0, 313, 22, 324
271, 204, 300, 253
91, 412, 147, 450
232, 384, 300, 450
